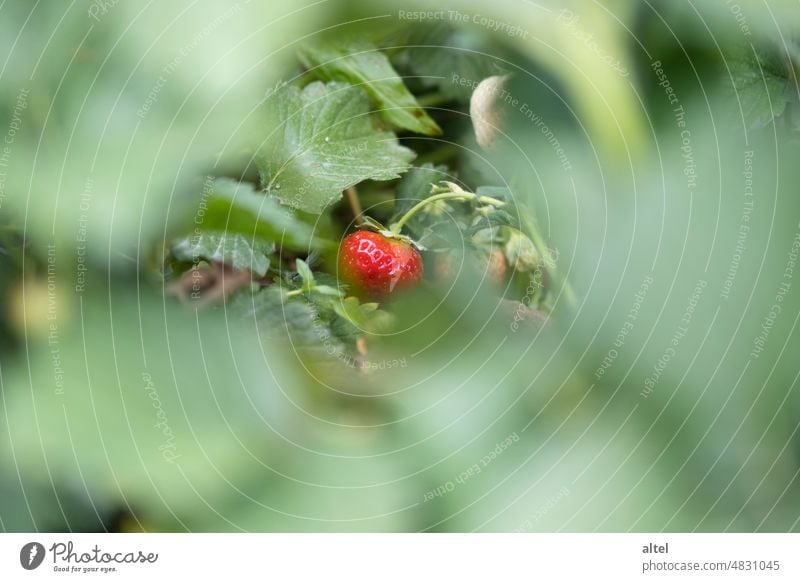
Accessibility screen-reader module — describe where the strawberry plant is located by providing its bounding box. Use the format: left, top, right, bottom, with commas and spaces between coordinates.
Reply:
160, 36, 571, 366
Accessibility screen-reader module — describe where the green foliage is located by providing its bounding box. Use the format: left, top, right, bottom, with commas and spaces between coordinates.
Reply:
730, 47, 794, 129
0, 292, 302, 529
171, 232, 274, 276
256, 81, 416, 214
294, 258, 315, 285
228, 284, 388, 359
298, 38, 442, 135
194, 178, 316, 251
394, 22, 503, 102
231, 286, 346, 354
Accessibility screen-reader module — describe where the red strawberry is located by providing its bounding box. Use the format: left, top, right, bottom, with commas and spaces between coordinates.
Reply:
338, 231, 423, 299
486, 249, 508, 285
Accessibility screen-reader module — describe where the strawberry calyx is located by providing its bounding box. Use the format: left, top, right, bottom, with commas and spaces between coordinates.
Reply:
357, 215, 427, 252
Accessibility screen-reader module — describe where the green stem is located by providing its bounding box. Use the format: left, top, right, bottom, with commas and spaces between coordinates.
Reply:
285, 288, 304, 298
345, 186, 364, 225
390, 191, 505, 235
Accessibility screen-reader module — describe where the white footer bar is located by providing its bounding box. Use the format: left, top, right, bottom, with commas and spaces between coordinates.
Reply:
0, 534, 796, 581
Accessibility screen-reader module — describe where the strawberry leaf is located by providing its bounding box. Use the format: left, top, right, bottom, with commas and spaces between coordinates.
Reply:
230, 287, 346, 355
197, 178, 316, 251
256, 81, 415, 214
171, 232, 274, 276
298, 39, 442, 136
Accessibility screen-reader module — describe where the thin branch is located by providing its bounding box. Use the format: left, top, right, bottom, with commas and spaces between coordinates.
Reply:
345, 186, 364, 225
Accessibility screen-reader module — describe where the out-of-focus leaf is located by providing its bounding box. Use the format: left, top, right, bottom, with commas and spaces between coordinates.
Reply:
116, 0, 330, 109
298, 38, 442, 135
331, 296, 377, 328
395, 22, 503, 102
229, 287, 347, 357
0, 291, 301, 529
205, 425, 427, 532
256, 81, 415, 214
0, 2, 329, 265
730, 51, 792, 129
0, 478, 111, 532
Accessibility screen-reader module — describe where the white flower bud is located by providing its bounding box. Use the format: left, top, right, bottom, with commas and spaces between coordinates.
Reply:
470, 75, 509, 149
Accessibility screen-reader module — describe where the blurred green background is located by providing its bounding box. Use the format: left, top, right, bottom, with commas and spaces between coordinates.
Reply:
1, 0, 800, 532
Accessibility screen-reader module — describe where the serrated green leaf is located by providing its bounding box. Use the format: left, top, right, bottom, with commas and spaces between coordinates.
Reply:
257, 81, 415, 214
171, 231, 274, 276
394, 163, 452, 215
198, 178, 316, 250
298, 39, 441, 136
